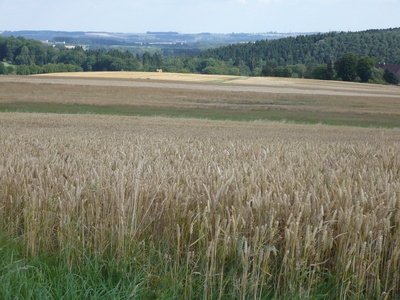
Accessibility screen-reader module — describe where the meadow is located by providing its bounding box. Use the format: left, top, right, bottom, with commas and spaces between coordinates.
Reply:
0, 73, 399, 299
0, 72, 399, 127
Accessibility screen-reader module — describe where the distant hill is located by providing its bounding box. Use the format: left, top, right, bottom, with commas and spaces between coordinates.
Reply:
0, 30, 317, 57
196, 28, 400, 68
0, 30, 314, 46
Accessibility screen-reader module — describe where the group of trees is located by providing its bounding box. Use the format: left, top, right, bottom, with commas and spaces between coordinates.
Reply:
0, 36, 164, 75
0, 36, 247, 76
334, 53, 377, 82
1, 28, 399, 84
0, 62, 82, 75
382, 68, 400, 84
259, 52, 397, 84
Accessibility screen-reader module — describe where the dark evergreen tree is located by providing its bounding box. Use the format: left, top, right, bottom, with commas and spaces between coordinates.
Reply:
0, 62, 7, 74
312, 65, 329, 80
383, 69, 399, 84
326, 61, 334, 80
260, 60, 277, 76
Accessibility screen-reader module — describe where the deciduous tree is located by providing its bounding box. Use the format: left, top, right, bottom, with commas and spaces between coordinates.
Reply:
357, 56, 375, 82
334, 52, 358, 81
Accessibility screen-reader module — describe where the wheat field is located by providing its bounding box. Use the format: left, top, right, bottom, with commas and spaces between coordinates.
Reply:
1, 112, 399, 298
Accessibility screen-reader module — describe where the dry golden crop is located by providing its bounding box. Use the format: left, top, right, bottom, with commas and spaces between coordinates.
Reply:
1, 112, 399, 298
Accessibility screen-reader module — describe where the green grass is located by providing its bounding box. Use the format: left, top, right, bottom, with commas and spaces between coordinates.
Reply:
0, 233, 242, 299
1, 233, 343, 299
0, 234, 171, 299
0, 236, 120, 299
211, 77, 250, 83
1, 102, 399, 128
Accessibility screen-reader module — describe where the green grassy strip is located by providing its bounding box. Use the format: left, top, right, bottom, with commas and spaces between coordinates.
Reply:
210, 77, 250, 83
0, 103, 399, 128
0, 233, 344, 299
0, 234, 140, 299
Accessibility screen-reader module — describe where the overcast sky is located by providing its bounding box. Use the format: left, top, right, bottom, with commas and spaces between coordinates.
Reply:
1, 0, 399, 34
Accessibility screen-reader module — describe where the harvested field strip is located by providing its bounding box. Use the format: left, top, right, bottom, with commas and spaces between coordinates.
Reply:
11, 75, 400, 98
1, 75, 399, 128
35, 71, 400, 96
36, 71, 249, 82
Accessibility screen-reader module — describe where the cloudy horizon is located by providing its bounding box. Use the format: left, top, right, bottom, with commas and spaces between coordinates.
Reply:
1, 0, 399, 34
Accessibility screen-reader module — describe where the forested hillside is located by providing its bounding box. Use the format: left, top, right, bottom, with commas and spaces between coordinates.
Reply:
197, 28, 400, 69
1, 28, 399, 84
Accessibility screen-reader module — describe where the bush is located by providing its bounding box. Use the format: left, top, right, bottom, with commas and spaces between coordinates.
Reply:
6, 65, 16, 75
311, 65, 328, 80
368, 68, 386, 84
42, 63, 83, 73
16, 65, 31, 75
383, 69, 399, 85
0, 62, 7, 75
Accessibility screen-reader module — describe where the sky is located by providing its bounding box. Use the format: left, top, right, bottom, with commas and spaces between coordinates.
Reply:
1, 0, 399, 34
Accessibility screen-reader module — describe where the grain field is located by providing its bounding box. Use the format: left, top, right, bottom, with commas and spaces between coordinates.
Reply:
1, 112, 399, 298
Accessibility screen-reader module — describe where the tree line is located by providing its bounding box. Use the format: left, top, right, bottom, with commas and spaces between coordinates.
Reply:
197, 28, 400, 70
0, 36, 164, 74
0, 35, 246, 76
1, 28, 399, 84
195, 28, 400, 83
259, 52, 398, 84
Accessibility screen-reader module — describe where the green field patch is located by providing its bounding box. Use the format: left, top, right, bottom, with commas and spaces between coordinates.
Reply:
0, 102, 398, 128
211, 77, 250, 83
